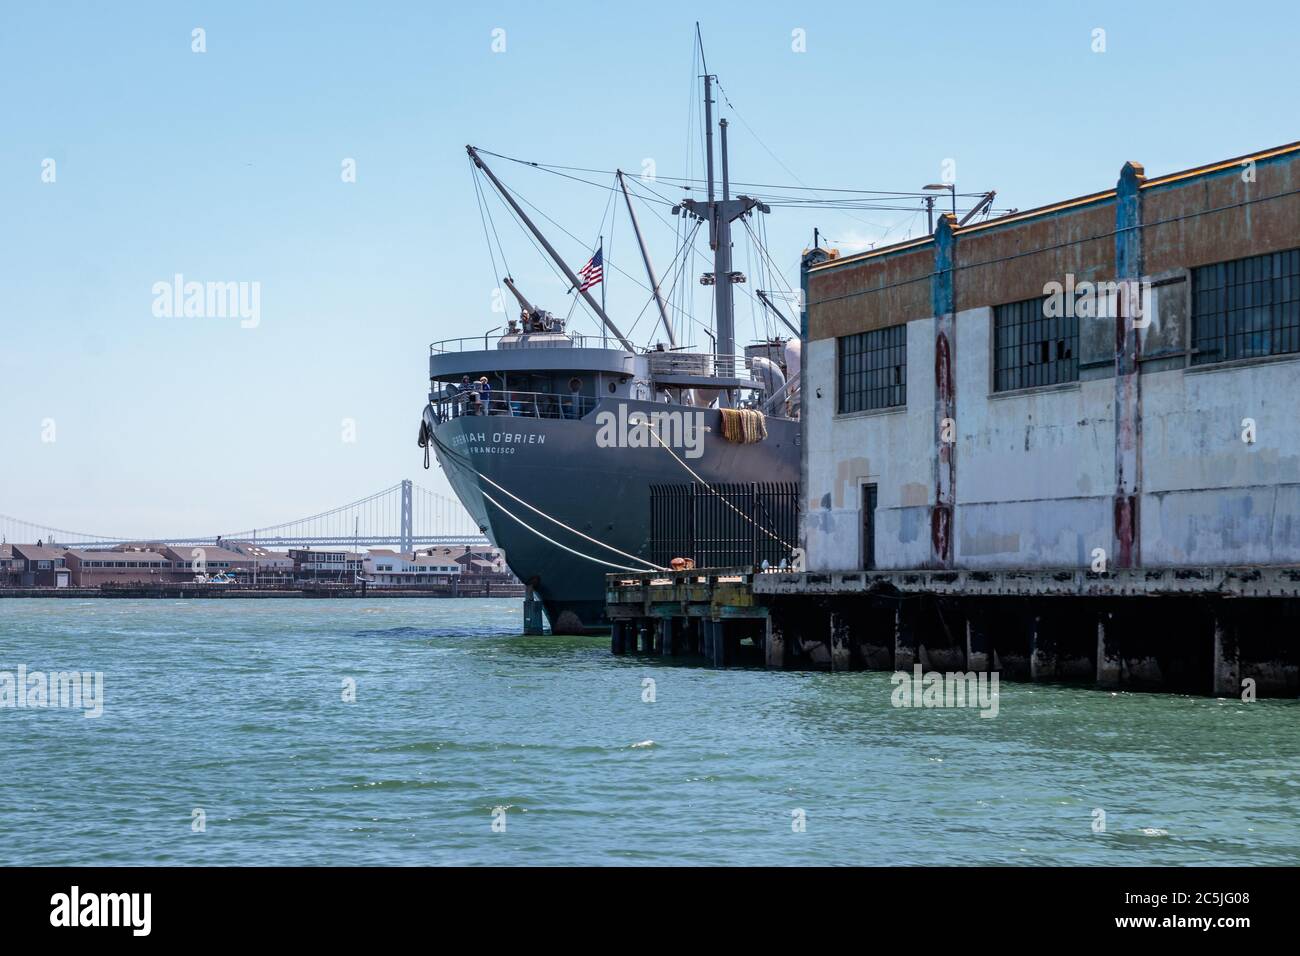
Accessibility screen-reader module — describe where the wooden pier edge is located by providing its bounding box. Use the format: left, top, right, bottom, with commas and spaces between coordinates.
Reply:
605, 566, 1300, 696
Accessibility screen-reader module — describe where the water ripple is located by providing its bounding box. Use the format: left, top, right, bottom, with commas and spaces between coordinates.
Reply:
0, 597, 1296, 866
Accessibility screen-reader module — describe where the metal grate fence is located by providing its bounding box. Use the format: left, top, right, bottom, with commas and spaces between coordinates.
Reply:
650, 482, 798, 569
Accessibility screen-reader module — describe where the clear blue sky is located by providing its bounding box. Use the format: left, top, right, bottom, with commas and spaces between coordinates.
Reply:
2, 0, 1296, 538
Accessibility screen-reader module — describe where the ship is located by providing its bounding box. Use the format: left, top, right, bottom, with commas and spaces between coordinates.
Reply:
418, 67, 807, 634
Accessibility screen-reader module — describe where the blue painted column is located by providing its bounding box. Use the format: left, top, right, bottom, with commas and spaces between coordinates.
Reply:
1113, 162, 1146, 568
930, 214, 958, 568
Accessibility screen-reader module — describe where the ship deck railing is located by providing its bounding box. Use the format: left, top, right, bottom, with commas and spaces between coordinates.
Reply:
429, 337, 762, 381
430, 388, 599, 422
646, 350, 752, 380
430, 331, 607, 355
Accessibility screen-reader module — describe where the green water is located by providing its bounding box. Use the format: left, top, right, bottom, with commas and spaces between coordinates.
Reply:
0, 598, 1295, 865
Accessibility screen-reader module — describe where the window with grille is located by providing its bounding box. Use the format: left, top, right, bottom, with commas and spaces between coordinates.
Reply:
993, 296, 1078, 392
1192, 248, 1300, 365
837, 324, 906, 413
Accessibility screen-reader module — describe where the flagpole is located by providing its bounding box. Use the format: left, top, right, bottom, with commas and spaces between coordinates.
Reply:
599, 235, 607, 348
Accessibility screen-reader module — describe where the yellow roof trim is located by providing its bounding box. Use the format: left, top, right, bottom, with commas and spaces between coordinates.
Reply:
809, 236, 932, 272
1141, 140, 1300, 190
809, 140, 1300, 275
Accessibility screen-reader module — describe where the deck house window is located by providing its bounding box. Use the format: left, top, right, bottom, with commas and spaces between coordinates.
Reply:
1192, 248, 1300, 365
993, 296, 1078, 392
837, 324, 907, 413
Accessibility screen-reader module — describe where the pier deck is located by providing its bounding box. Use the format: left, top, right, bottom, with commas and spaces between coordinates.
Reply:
605, 566, 1300, 696
755, 566, 1300, 599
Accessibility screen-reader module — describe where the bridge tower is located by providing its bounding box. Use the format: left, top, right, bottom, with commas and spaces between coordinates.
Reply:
400, 479, 413, 554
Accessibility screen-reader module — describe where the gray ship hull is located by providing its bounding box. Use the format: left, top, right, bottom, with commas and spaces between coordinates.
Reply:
431, 399, 798, 633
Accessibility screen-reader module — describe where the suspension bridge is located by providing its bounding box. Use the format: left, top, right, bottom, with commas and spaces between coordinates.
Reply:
0, 480, 488, 550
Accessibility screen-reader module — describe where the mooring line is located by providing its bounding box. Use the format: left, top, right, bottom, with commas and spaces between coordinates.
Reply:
642, 416, 797, 552
431, 431, 665, 571
477, 488, 652, 573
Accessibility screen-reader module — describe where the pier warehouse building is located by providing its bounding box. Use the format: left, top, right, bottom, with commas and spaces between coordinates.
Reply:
784, 142, 1300, 693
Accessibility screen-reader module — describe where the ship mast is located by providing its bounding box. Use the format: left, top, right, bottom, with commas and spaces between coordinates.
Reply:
616, 170, 675, 348
467, 145, 635, 352
678, 70, 767, 406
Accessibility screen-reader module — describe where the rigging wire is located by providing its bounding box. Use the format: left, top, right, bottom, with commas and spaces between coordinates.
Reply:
740, 218, 798, 303
470, 162, 508, 296
474, 147, 989, 200
811, 185, 1300, 306
474, 148, 675, 205
606, 176, 617, 326
625, 218, 703, 343
479, 148, 721, 348
473, 162, 590, 322
590, 181, 618, 338
643, 418, 796, 552
472, 142, 1013, 347
495, 167, 706, 341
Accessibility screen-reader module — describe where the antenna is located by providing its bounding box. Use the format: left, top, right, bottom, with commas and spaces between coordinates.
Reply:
959, 190, 997, 226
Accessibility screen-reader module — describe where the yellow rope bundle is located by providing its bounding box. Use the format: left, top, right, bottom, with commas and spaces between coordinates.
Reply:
719, 408, 768, 444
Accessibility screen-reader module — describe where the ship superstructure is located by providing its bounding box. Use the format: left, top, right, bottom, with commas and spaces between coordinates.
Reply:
418, 50, 808, 633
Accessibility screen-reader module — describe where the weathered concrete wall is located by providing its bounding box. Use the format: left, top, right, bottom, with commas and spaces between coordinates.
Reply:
954, 306, 1116, 567
807, 297, 1300, 572
807, 242, 933, 340
804, 322, 934, 571
803, 142, 1300, 574
1141, 359, 1300, 565
1144, 146, 1300, 273
956, 199, 1116, 310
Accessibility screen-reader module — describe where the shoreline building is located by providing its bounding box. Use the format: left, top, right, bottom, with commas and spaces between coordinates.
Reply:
741, 140, 1300, 694
158, 544, 253, 577
64, 548, 178, 586
802, 141, 1300, 574
364, 550, 461, 587
287, 548, 366, 582
229, 544, 295, 583
0, 545, 19, 586
10, 543, 69, 587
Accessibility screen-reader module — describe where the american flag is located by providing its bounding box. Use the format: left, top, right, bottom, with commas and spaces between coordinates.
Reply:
577, 248, 603, 291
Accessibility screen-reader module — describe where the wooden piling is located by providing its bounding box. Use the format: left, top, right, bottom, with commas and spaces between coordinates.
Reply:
966, 614, 990, 673
1096, 613, 1121, 688
894, 603, 917, 671
765, 612, 785, 669
1212, 612, 1239, 697
829, 612, 852, 672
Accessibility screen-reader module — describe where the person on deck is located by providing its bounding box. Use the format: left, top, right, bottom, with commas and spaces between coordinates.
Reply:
456, 375, 472, 417
566, 377, 583, 419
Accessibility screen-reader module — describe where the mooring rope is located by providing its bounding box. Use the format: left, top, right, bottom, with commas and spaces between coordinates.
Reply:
430, 431, 665, 571
428, 413, 790, 565
477, 488, 653, 573
641, 416, 797, 553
